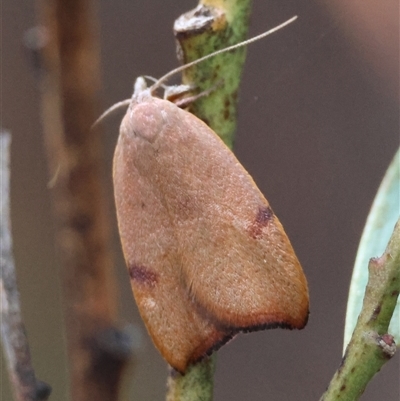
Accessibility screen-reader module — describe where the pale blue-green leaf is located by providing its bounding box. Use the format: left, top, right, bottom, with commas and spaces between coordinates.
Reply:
343, 149, 400, 353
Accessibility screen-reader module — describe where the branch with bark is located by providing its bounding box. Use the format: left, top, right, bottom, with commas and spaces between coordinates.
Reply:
0, 131, 52, 401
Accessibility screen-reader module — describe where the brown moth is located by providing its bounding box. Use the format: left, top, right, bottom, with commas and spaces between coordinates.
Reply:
110, 16, 309, 373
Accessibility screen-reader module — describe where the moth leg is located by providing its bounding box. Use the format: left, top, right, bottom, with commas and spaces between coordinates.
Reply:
173, 80, 223, 108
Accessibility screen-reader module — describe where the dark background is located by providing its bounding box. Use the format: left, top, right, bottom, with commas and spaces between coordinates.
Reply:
2, 1, 399, 400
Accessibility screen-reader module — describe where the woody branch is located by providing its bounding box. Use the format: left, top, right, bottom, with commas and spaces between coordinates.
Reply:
35, 0, 132, 400
0, 131, 52, 401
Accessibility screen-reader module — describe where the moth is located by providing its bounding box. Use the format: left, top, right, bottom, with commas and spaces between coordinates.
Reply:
106, 16, 309, 373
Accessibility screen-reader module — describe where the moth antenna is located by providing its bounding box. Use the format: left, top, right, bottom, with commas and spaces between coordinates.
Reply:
91, 98, 131, 130
150, 15, 298, 92
93, 15, 298, 129
143, 75, 168, 89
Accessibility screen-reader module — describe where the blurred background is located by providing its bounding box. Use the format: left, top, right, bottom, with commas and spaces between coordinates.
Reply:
1, 0, 398, 400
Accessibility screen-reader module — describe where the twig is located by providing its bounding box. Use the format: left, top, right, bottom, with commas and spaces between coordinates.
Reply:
174, 0, 254, 148
320, 218, 399, 400
166, 356, 216, 401
35, 1, 132, 400
344, 149, 400, 348
0, 131, 52, 401
166, 0, 253, 400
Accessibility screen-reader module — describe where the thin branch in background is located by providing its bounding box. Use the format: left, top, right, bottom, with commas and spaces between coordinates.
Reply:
35, 0, 133, 400
0, 131, 52, 401
320, 218, 399, 401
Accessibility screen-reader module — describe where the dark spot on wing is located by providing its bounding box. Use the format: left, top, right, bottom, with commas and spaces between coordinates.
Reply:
248, 206, 274, 239
128, 264, 158, 287
256, 206, 273, 224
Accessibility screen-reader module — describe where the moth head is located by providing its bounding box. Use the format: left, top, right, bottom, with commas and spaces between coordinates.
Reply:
120, 79, 167, 144
93, 16, 298, 130
131, 76, 152, 104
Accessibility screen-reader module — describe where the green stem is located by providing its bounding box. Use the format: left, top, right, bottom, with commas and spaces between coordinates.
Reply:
344, 149, 400, 349
166, 355, 216, 401
320, 219, 400, 400
166, 0, 253, 400
174, 0, 253, 148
